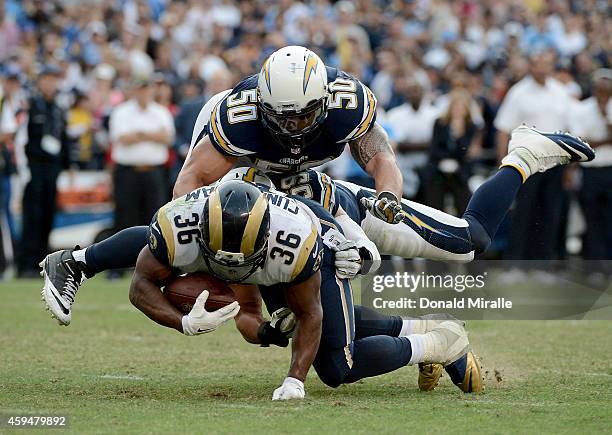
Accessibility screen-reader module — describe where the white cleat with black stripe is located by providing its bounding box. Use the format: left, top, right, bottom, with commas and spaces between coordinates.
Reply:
40, 248, 90, 326
501, 125, 595, 181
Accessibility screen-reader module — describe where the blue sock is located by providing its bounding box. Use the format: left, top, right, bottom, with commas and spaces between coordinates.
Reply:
84, 226, 149, 275
354, 306, 403, 339
463, 167, 522, 253
344, 336, 412, 383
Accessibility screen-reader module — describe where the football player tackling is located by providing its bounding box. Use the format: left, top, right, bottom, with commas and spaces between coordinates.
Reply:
40, 46, 594, 326
129, 179, 478, 399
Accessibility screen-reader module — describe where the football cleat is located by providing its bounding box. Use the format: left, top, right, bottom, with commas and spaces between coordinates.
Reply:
404, 313, 465, 335
40, 247, 91, 326
421, 321, 469, 366
444, 351, 483, 393
501, 125, 595, 181
418, 363, 443, 392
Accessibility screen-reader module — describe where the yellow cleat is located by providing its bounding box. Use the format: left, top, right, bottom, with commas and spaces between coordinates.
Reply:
418, 363, 443, 391
445, 351, 484, 393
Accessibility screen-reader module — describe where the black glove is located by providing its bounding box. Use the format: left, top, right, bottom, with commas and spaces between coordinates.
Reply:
257, 321, 289, 348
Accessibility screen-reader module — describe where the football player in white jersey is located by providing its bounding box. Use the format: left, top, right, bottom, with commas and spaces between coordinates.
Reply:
129, 179, 481, 399
41, 45, 594, 328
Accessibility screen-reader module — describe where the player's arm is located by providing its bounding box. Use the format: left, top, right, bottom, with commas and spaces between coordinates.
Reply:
334, 207, 381, 275
272, 271, 322, 400
129, 247, 183, 331
284, 271, 323, 381
231, 283, 265, 344
232, 284, 295, 347
173, 134, 236, 199
129, 247, 240, 335
349, 123, 405, 224
348, 122, 403, 199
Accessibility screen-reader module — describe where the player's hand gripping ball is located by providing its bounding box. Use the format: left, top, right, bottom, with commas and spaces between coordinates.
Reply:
163, 273, 240, 336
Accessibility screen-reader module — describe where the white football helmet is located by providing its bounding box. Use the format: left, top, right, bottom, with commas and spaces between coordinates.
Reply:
218, 167, 275, 189
257, 46, 328, 152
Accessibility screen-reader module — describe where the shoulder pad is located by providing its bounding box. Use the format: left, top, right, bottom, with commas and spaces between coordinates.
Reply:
148, 210, 171, 266
207, 75, 263, 157
277, 170, 337, 215
325, 70, 377, 143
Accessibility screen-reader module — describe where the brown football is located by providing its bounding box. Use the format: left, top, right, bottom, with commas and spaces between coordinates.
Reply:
163, 272, 235, 314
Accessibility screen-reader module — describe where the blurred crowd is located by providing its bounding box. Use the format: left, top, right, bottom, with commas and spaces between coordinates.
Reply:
0, 0, 610, 277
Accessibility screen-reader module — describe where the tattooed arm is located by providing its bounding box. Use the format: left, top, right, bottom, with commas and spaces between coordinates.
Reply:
348, 122, 403, 199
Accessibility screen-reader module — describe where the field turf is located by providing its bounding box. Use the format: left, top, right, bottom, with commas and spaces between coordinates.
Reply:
1, 277, 611, 434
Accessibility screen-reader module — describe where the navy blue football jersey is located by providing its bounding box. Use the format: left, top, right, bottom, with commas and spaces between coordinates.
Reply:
205, 67, 377, 173
277, 169, 367, 224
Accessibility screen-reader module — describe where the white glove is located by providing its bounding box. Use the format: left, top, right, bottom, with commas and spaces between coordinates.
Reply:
270, 307, 297, 338
181, 290, 240, 336
272, 377, 305, 400
360, 191, 403, 224
323, 228, 362, 279
355, 238, 381, 275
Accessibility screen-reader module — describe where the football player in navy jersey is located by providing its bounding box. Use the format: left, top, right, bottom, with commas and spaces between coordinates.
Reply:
174, 45, 403, 209
40, 45, 402, 323
40, 45, 595, 334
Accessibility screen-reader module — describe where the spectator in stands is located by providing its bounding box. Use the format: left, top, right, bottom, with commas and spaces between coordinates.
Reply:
423, 90, 478, 215
109, 75, 174, 235
18, 65, 70, 278
67, 91, 95, 169
495, 50, 573, 262
571, 70, 612, 275
385, 75, 441, 199
0, 67, 18, 277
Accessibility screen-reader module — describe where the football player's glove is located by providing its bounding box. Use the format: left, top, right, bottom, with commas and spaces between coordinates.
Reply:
360, 191, 403, 224
257, 308, 296, 347
181, 291, 240, 336
323, 229, 362, 279
270, 307, 296, 338
355, 238, 381, 275
272, 377, 305, 400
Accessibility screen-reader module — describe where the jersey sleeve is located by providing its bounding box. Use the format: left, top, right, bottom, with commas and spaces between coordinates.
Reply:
148, 210, 172, 267
290, 224, 323, 283
326, 71, 378, 144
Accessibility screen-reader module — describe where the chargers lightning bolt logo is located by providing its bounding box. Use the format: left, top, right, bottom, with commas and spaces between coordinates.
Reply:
303, 53, 318, 94
262, 58, 272, 94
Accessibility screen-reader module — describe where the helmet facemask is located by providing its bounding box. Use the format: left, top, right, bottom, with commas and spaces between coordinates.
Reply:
258, 91, 328, 155
198, 236, 269, 282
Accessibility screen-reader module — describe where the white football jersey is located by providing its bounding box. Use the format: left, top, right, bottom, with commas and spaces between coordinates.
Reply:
149, 186, 323, 285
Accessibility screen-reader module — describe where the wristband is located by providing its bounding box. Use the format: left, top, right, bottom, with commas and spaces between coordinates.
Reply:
377, 191, 398, 203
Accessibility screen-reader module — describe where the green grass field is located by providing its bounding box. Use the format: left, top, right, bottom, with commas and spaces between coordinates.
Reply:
1, 277, 611, 434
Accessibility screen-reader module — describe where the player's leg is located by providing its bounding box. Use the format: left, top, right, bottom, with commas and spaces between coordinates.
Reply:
350, 127, 594, 261
353, 305, 461, 339
313, 264, 480, 392
40, 226, 148, 325
311, 215, 480, 392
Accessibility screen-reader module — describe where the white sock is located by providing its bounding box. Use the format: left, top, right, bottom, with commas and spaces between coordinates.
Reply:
407, 334, 426, 365
72, 248, 87, 264
399, 319, 427, 336
500, 153, 531, 182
